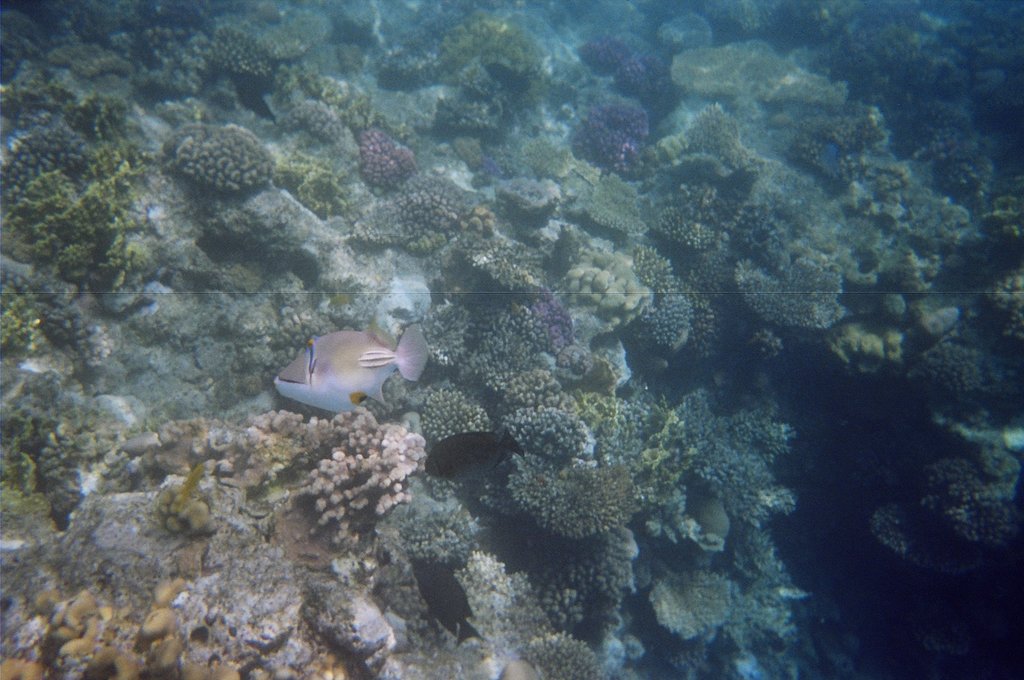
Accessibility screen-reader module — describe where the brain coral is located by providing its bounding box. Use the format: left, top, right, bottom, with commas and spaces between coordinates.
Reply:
165, 124, 273, 193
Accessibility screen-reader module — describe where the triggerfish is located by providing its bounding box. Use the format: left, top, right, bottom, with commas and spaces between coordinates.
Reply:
274, 325, 428, 412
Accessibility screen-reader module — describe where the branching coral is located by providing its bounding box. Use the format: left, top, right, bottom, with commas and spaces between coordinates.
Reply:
572, 102, 649, 174
502, 406, 591, 463
734, 257, 845, 330
421, 387, 490, 444
300, 409, 426, 545
5, 147, 140, 290
508, 457, 636, 539
438, 14, 544, 102
358, 128, 417, 189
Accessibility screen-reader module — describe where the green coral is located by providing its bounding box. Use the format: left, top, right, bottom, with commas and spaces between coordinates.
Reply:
439, 14, 545, 102
274, 152, 351, 219
5, 145, 140, 290
520, 137, 574, 179
574, 392, 650, 467
155, 463, 214, 535
277, 66, 391, 133
0, 292, 44, 356
63, 93, 129, 142
631, 404, 697, 509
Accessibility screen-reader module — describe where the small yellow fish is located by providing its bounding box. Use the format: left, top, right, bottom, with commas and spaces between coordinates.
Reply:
275, 325, 428, 413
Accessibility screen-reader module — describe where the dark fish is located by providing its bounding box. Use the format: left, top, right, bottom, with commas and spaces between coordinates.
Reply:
425, 430, 522, 479
232, 74, 276, 121
411, 560, 480, 642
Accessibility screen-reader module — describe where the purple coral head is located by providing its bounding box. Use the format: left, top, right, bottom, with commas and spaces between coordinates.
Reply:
531, 288, 574, 352
579, 36, 632, 75
572, 102, 649, 174
358, 128, 417, 189
614, 54, 671, 104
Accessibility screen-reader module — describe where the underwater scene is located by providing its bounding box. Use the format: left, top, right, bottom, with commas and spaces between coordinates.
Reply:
1, 0, 1022, 678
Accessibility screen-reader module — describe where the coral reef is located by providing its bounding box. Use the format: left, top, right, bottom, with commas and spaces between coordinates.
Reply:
3, 3, 1021, 678
650, 570, 734, 641
734, 257, 845, 330
165, 124, 273, 194
300, 409, 426, 545
358, 128, 417, 189
572, 103, 649, 174
508, 457, 636, 539
564, 249, 653, 329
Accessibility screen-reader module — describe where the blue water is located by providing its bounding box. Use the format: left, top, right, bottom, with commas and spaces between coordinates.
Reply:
1, 1, 1022, 678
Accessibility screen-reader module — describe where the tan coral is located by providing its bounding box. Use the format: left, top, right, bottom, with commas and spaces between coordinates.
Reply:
564, 249, 652, 329
828, 322, 903, 373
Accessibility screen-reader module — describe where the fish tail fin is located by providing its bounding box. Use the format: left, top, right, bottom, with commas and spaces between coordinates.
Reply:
396, 325, 428, 381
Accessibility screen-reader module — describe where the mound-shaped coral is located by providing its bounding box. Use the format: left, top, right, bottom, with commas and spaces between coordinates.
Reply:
358, 128, 417, 189
565, 249, 653, 329
572, 102, 649, 174
165, 124, 273, 193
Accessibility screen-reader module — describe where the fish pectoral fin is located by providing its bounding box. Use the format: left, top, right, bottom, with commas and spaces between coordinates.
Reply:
349, 391, 369, 406
358, 348, 397, 368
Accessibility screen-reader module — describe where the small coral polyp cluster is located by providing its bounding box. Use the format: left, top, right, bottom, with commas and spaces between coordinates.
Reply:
2, 1, 1023, 679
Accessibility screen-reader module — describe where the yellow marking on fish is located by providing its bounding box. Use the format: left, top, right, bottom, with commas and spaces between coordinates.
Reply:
349, 391, 369, 405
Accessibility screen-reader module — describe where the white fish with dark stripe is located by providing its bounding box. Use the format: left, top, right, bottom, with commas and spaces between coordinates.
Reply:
274, 325, 428, 412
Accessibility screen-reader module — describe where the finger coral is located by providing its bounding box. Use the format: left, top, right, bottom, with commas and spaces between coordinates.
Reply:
165, 124, 273, 194
301, 409, 426, 545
